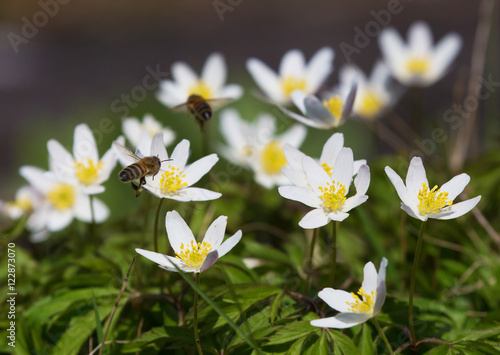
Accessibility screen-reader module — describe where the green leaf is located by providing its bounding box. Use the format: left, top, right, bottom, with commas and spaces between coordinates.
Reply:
329, 329, 360, 355
266, 321, 314, 345
121, 326, 194, 353
91, 291, 105, 355
270, 291, 284, 325
453, 326, 500, 342
453, 340, 500, 354
359, 323, 374, 355
310, 331, 332, 355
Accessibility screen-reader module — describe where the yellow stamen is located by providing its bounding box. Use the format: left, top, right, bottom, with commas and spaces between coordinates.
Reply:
358, 91, 383, 118
321, 163, 333, 178
175, 240, 213, 268
260, 141, 286, 175
189, 80, 212, 99
47, 183, 75, 211
318, 181, 346, 212
406, 57, 430, 75
242, 145, 253, 157
345, 287, 376, 314
6, 197, 32, 213
417, 183, 452, 215
74, 158, 104, 185
159, 165, 188, 194
281, 76, 307, 98
322, 96, 344, 125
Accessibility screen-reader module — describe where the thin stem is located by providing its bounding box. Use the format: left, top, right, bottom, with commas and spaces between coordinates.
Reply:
304, 228, 319, 295
89, 195, 97, 249
328, 221, 338, 286
193, 273, 203, 355
408, 220, 428, 348
372, 318, 394, 355
153, 198, 165, 253
400, 211, 407, 264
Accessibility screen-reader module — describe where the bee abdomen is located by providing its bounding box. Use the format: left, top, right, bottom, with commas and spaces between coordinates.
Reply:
194, 102, 212, 120
119, 164, 145, 182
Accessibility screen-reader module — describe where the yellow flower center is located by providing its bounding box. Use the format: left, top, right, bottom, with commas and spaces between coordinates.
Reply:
322, 97, 344, 124
417, 183, 453, 215
358, 91, 383, 118
189, 80, 212, 99
74, 158, 104, 186
47, 183, 75, 211
140, 124, 159, 138
346, 287, 376, 314
406, 57, 430, 75
260, 141, 286, 175
281, 76, 307, 98
175, 240, 213, 268
159, 165, 188, 194
242, 145, 253, 157
318, 181, 346, 212
6, 197, 32, 213
321, 163, 333, 178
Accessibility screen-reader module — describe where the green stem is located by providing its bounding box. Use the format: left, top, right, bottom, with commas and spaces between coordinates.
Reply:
408, 220, 428, 347
372, 318, 394, 355
304, 228, 319, 295
328, 221, 338, 286
89, 195, 97, 249
193, 273, 203, 355
153, 198, 165, 253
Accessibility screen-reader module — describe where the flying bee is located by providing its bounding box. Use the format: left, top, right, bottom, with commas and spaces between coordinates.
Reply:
172, 94, 232, 131
113, 142, 171, 197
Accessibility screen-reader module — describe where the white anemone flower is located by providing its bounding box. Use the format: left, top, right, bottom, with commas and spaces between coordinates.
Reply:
242, 114, 306, 189
157, 52, 243, 107
0, 185, 42, 220
378, 21, 462, 87
218, 108, 254, 168
122, 114, 175, 149
114, 133, 221, 202
282, 132, 366, 188
246, 47, 334, 104
278, 148, 370, 228
47, 123, 121, 195
311, 258, 388, 329
337, 61, 398, 120
280, 84, 356, 129
19, 166, 109, 234
385, 157, 481, 221
136, 210, 242, 273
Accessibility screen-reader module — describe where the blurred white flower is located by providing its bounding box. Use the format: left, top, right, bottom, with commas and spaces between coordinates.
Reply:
337, 62, 398, 120
136, 210, 242, 273
311, 258, 388, 329
19, 166, 109, 238
157, 52, 243, 107
385, 157, 481, 221
246, 47, 335, 104
280, 85, 356, 129
48, 123, 121, 195
279, 148, 370, 228
114, 133, 221, 202
282, 132, 366, 188
378, 21, 462, 86
122, 114, 175, 149
218, 108, 254, 168
0, 185, 41, 220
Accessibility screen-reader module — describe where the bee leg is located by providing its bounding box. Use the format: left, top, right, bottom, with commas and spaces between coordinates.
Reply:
140, 177, 146, 185
130, 182, 142, 197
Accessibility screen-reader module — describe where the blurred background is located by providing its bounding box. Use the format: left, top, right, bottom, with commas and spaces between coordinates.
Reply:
0, 0, 498, 210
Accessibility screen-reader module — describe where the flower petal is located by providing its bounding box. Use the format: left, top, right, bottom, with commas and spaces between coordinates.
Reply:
433, 195, 481, 220
406, 157, 428, 201
201, 52, 226, 90
47, 210, 73, 231
277, 124, 307, 148
310, 313, 371, 329
170, 139, 190, 170
306, 47, 335, 93
378, 27, 406, 79
47, 139, 76, 183
279, 49, 305, 77
278, 186, 321, 208
440, 173, 470, 201
331, 148, 354, 189
431, 33, 462, 82
150, 132, 169, 162
200, 250, 219, 272
169, 187, 222, 202
384, 166, 413, 208
172, 61, 198, 88
401, 202, 424, 221
343, 195, 368, 213
246, 58, 283, 102
135, 248, 172, 268
183, 154, 219, 186
303, 156, 331, 193
290, 90, 308, 114
283, 143, 306, 171
219, 84, 243, 100
202, 215, 227, 251
319, 133, 344, 166
373, 257, 388, 315
298, 208, 330, 229
73, 123, 98, 162
317, 288, 356, 313
166, 210, 196, 255
352, 164, 370, 196
216, 230, 242, 258
304, 95, 333, 122
122, 118, 141, 147
280, 106, 332, 129
408, 21, 433, 53
361, 261, 378, 295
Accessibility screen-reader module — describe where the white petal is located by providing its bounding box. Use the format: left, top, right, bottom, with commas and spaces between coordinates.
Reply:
331, 148, 353, 189
282, 167, 308, 187
150, 132, 169, 162
136, 248, 175, 268
279, 49, 305, 77
165, 210, 196, 255
319, 133, 344, 166
280, 106, 332, 129
73, 123, 98, 162
47, 139, 76, 182
201, 52, 226, 90
216, 230, 242, 258
159, 256, 192, 273
170, 187, 221, 202
278, 186, 321, 208
306, 47, 335, 93
310, 313, 370, 329
408, 21, 433, 53
246, 58, 283, 102
122, 118, 141, 147
353, 159, 367, 175
406, 157, 428, 200
183, 154, 218, 186
298, 208, 330, 229
283, 143, 306, 171
353, 165, 370, 196
170, 139, 190, 170
361, 261, 378, 294
384, 166, 414, 208
431, 33, 462, 82
219, 84, 243, 100
378, 27, 406, 79
157, 81, 186, 107
73, 194, 109, 223
339, 65, 364, 89
440, 173, 470, 201
317, 288, 357, 313
433, 196, 481, 220
304, 95, 334, 122
171, 61, 198, 88
277, 124, 307, 148
370, 61, 391, 88
374, 257, 388, 315
401, 202, 425, 221
200, 251, 219, 272
47, 210, 73, 231
303, 157, 331, 193
202, 215, 227, 251
19, 166, 51, 193
136, 131, 152, 157
343, 195, 368, 213
290, 90, 308, 114
98, 144, 119, 183
327, 211, 350, 222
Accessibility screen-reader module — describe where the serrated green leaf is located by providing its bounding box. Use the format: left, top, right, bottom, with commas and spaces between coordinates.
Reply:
453, 326, 500, 342
270, 291, 284, 325
310, 331, 331, 355
329, 329, 360, 355
359, 323, 374, 355
121, 326, 194, 352
454, 340, 500, 354
266, 321, 314, 345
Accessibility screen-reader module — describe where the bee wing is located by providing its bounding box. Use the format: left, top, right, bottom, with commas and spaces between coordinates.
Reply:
112, 141, 141, 166
170, 102, 189, 112
205, 98, 234, 110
